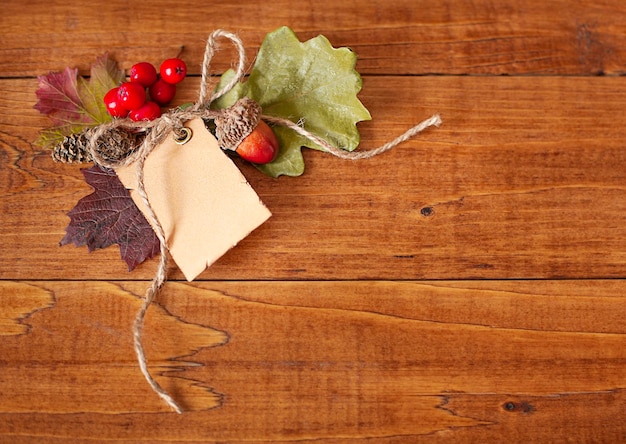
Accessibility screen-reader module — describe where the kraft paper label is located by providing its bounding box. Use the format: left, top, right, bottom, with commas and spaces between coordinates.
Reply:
116, 118, 271, 281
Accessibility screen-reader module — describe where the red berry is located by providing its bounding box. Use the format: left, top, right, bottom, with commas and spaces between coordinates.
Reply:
160, 58, 187, 84
117, 82, 146, 110
129, 101, 162, 121
148, 79, 176, 105
129, 62, 158, 87
104, 87, 129, 118
235, 121, 279, 164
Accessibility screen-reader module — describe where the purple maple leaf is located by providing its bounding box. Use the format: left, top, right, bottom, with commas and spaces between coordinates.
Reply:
61, 165, 160, 271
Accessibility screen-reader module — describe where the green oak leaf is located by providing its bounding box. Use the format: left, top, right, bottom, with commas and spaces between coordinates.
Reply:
212, 26, 371, 177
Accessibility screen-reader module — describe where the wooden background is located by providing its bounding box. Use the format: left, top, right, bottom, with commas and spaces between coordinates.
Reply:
1, 0, 625, 442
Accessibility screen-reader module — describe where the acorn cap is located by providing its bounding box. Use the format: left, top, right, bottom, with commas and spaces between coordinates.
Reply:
214, 97, 262, 151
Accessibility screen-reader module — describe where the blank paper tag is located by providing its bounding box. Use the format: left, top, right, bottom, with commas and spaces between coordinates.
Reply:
115, 118, 271, 281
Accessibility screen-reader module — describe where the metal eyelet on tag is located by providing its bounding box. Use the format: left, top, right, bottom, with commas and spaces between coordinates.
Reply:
173, 127, 193, 145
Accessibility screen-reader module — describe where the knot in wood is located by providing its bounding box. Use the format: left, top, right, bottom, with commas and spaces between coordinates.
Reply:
214, 97, 262, 151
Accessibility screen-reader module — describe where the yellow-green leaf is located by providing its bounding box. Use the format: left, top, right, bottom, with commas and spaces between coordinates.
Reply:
78, 53, 125, 124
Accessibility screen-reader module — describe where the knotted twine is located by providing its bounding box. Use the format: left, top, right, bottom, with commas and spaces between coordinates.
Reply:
85, 30, 442, 413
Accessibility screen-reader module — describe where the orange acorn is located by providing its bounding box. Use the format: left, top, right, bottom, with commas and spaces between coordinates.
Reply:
235, 120, 279, 164
215, 97, 280, 164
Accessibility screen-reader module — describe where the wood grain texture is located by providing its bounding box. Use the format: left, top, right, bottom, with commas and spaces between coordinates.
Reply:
2, 76, 625, 280
0, 281, 227, 414
1, 0, 625, 442
0, 280, 623, 442
0, 282, 54, 335
2, 0, 626, 76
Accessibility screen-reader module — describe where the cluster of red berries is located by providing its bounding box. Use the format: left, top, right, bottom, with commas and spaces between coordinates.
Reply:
104, 58, 187, 121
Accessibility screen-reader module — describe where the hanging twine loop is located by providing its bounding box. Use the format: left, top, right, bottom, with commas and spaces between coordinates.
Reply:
62, 29, 441, 414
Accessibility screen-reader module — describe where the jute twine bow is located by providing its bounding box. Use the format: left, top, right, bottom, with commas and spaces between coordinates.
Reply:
85, 30, 441, 413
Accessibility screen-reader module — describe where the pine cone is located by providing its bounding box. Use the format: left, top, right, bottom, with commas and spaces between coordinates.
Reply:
96, 128, 140, 163
52, 128, 140, 164
52, 132, 92, 163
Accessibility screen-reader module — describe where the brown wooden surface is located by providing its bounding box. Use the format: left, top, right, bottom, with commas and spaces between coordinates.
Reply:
0, 0, 624, 442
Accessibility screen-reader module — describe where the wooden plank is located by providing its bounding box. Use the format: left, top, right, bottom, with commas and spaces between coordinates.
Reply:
2, 1, 624, 442
2, 0, 626, 76
0, 280, 623, 441
1, 76, 626, 280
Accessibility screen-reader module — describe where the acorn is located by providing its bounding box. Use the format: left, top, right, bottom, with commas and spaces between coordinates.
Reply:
215, 97, 279, 164
234, 120, 279, 164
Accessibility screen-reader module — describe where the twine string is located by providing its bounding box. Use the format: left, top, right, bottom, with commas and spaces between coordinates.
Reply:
196, 30, 248, 108
85, 29, 441, 414
131, 147, 181, 413
262, 113, 442, 160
